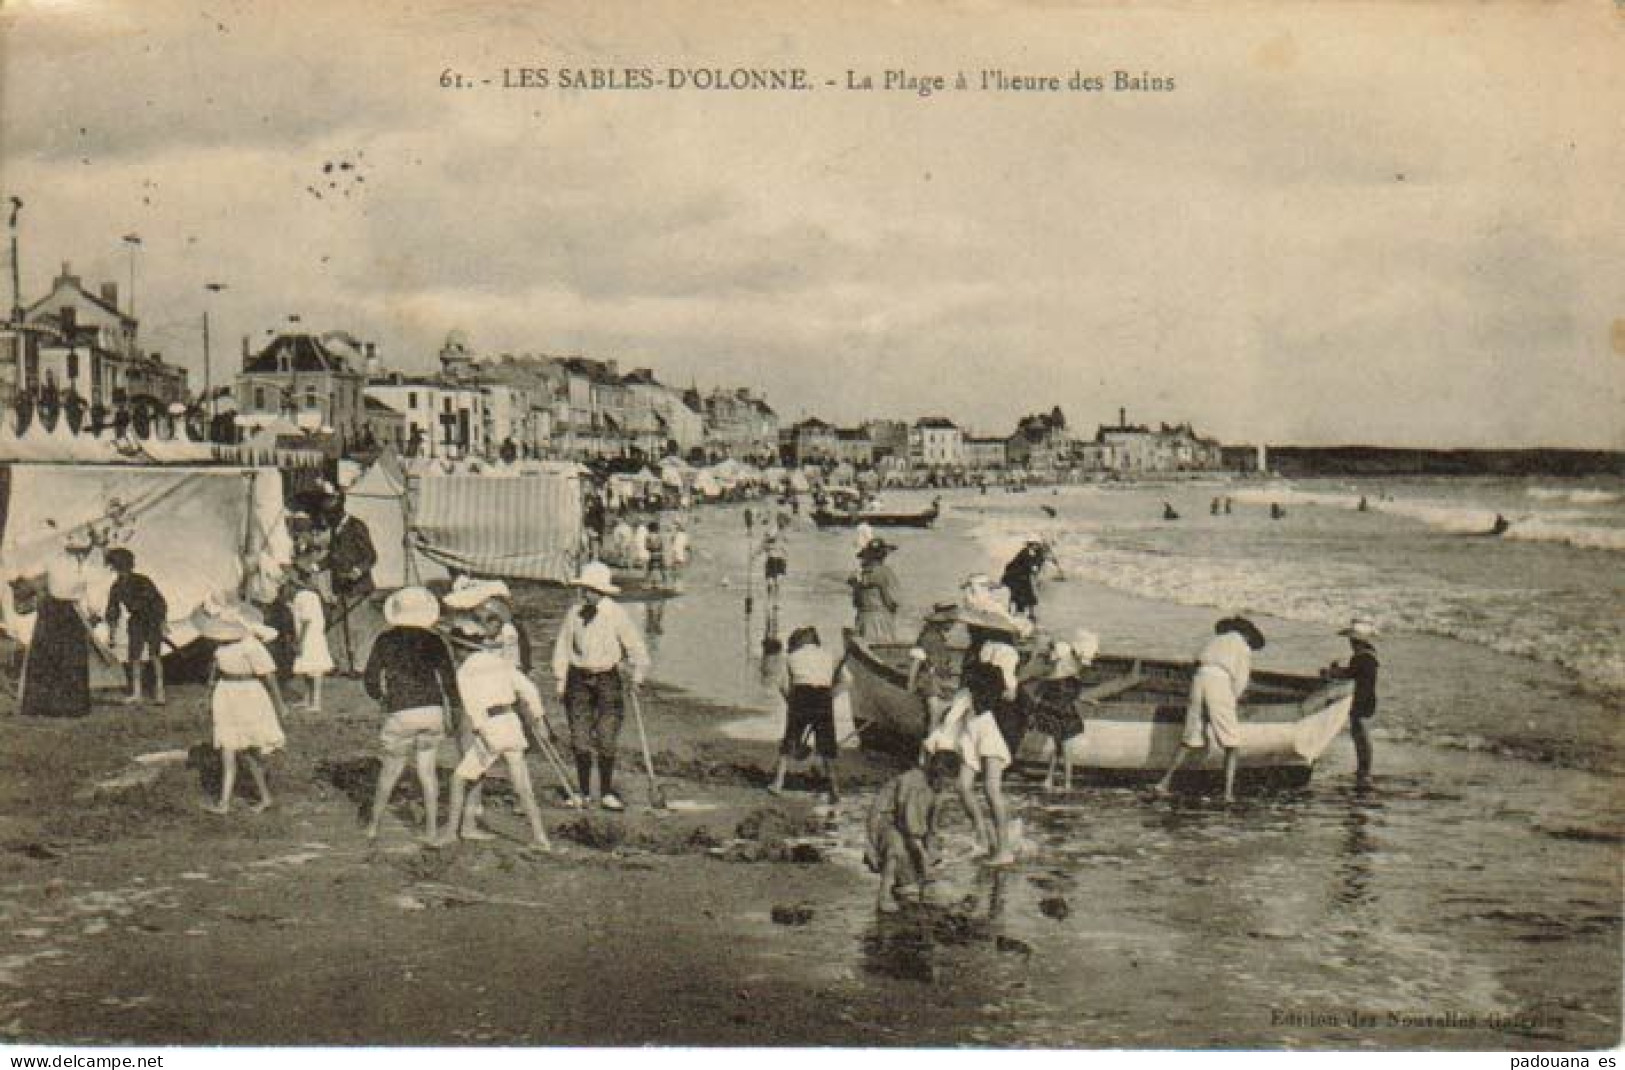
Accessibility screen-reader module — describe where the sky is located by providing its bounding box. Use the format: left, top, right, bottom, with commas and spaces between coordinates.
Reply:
1, 0, 1621, 448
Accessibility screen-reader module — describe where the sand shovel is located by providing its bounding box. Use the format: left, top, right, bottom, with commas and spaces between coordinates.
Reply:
626, 684, 670, 810
530, 719, 584, 808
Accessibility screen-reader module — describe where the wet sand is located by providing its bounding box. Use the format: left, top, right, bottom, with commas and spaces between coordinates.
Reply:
0, 493, 1619, 1049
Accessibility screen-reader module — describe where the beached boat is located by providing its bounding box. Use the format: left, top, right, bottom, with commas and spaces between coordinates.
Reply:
811, 501, 940, 529
842, 632, 1352, 787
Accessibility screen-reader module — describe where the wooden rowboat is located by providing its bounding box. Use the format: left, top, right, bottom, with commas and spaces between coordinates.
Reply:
811, 502, 940, 529
843, 631, 1352, 788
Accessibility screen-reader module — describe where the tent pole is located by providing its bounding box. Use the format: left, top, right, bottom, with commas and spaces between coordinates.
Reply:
240, 471, 255, 598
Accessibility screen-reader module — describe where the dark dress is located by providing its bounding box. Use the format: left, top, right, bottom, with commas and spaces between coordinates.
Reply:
1001, 546, 1044, 615
1024, 677, 1086, 741
22, 597, 91, 718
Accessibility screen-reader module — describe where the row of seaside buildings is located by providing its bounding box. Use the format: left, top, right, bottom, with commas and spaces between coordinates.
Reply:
1, 260, 1226, 474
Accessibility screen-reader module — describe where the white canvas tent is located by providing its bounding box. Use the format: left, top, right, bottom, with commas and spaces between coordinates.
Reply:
347, 457, 584, 587
346, 453, 448, 590
0, 462, 292, 655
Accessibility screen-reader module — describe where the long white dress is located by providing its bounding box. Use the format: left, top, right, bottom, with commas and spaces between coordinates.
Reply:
291, 589, 334, 676
212, 639, 286, 752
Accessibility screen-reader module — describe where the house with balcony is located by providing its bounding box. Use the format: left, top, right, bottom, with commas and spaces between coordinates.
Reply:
965, 436, 1009, 470
1006, 408, 1072, 471
1092, 408, 1224, 472
786, 416, 839, 465
909, 416, 964, 469
236, 331, 366, 445
14, 262, 187, 419
700, 387, 779, 463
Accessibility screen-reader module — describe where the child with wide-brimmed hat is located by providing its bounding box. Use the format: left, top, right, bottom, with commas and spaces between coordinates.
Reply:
1324, 615, 1381, 785
439, 603, 552, 851
193, 595, 289, 815
362, 587, 458, 842
1024, 629, 1100, 792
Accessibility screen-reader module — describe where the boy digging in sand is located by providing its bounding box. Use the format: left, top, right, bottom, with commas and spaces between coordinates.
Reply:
363, 587, 458, 842
441, 606, 552, 851
866, 750, 962, 913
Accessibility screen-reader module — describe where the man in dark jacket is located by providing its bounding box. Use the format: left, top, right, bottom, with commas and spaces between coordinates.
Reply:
323, 493, 377, 674
1325, 616, 1380, 785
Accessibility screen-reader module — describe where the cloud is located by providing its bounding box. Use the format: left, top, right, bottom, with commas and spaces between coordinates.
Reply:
3, 0, 1620, 447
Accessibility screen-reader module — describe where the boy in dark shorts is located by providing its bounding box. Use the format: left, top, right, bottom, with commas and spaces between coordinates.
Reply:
1324, 615, 1381, 786
761, 520, 789, 596
767, 626, 846, 803
103, 547, 167, 705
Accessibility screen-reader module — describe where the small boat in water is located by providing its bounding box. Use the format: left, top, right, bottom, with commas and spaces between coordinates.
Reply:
811, 499, 941, 529
608, 570, 684, 602
842, 632, 1352, 788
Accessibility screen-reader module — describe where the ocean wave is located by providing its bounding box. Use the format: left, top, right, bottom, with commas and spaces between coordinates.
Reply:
968, 516, 1625, 698
1527, 487, 1622, 505
1233, 484, 1625, 550
1502, 518, 1625, 553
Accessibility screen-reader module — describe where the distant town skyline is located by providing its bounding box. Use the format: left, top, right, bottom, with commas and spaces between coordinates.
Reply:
3, 0, 1620, 449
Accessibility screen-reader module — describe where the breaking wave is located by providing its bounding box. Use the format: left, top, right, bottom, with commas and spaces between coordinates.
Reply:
966, 516, 1625, 698
1231, 484, 1625, 551
1527, 486, 1621, 505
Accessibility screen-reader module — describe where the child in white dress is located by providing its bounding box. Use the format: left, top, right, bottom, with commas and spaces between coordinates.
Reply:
198, 600, 289, 815
290, 563, 334, 712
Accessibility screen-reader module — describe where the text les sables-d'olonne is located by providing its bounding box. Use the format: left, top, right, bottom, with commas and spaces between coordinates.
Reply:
443, 66, 1177, 95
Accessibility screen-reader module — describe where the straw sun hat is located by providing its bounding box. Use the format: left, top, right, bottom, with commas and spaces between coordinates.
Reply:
1339, 615, 1380, 641
191, 596, 277, 643
441, 578, 513, 611
384, 586, 440, 629
570, 561, 620, 595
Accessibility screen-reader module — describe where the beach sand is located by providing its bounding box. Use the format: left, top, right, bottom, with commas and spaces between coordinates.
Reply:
0, 493, 1619, 1049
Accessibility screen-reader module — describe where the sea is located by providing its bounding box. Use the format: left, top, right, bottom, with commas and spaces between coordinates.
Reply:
628, 475, 1623, 1049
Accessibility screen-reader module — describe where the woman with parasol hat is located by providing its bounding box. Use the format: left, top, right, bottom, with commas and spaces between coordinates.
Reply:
848, 539, 901, 643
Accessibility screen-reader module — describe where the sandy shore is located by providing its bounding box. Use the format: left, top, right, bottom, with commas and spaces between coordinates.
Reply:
1, 511, 1618, 1050
0, 646, 953, 1046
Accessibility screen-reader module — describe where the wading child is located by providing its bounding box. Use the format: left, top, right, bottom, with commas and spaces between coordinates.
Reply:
767, 626, 848, 804
761, 520, 788, 597
197, 598, 288, 815
441, 606, 552, 850
924, 660, 1015, 864
645, 520, 669, 585
363, 587, 458, 842
290, 559, 334, 712
1023, 630, 1099, 792
669, 521, 690, 569
1324, 615, 1380, 785
866, 750, 963, 913
103, 547, 168, 705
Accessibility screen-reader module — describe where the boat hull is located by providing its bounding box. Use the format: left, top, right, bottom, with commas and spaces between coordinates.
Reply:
843, 632, 1352, 783
811, 507, 939, 529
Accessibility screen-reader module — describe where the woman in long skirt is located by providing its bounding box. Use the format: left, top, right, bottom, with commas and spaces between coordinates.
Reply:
20, 532, 96, 718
